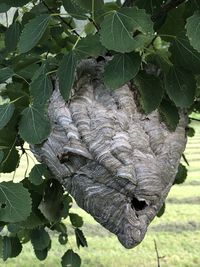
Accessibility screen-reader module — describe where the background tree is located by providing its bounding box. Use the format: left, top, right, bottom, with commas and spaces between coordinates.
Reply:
0, 0, 199, 266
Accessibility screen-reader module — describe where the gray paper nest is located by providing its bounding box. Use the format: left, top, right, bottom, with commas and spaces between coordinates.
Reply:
32, 59, 187, 248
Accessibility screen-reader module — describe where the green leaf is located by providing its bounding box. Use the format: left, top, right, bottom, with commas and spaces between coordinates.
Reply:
30, 74, 53, 108
174, 163, 187, 185
30, 228, 50, 251
135, 0, 163, 14
5, 22, 21, 52
69, 213, 83, 228
186, 13, 200, 53
184, 1, 200, 19
20, 211, 47, 229
0, 4, 10, 12
157, 203, 165, 217
2, 237, 12, 261
75, 228, 88, 248
34, 248, 48, 261
0, 67, 14, 83
0, 103, 15, 130
170, 33, 200, 74
58, 233, 68, 245
60, 194, 73, 219
186, 126, 195, 137
158, 3, 185, 36
0, 182, 32, 223
7, 223, 21, 234
19, 106, 51, 144
28, 164, 47, 185
58, 51, 77, 100
100, 7, 154, 52
75, 35, 106, 60
159, 99, 180, 131
38, 179, 64, 222
134, 71, 164, 113
52, 222, 67, 234
0, 115, 18, 151
19, 14, 51, 53
1, 147, 20, 173
0, 150, 4, 163
78, 0, 104, 11
63, 0, 103, 17
104, 52, 141, 89
1, 0, 30, 7
165, 66, 196, 108
61, 249, 81, 267
9, 237, 22, 258
0, 236, 3, 259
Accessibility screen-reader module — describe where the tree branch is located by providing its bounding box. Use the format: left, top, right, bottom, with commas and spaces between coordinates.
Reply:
41, 0, 80, 37
122, 0, 135, 7
152, 0, 186, 22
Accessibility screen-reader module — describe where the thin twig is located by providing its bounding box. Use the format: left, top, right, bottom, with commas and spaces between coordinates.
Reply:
182, 153, 189, 166
41, 0, 80, 37
87, 17, 100, 32
189, 117, 200, 122
154, 239, 161, 267
24, 151, 29, 178
152, 0, 186, 22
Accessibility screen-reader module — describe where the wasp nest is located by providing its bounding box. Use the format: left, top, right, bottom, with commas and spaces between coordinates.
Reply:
32, 59, 187, 248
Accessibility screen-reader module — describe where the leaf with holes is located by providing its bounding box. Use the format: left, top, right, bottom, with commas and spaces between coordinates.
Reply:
165, 66, 196, 108
100, 7, 154, 52
0, 182, 32, 223
186, 13, 200, 53
61, 249, 81, 267
28, 164, 47, 185
19, 106, 51, 144
58, 51, 77, 100
135, 71, 164, 113
19, 14, 51, 53
0, 103, 15, 130
104, 52, 141, 89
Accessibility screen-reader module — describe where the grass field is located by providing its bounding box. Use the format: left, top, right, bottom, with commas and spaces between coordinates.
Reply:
1, 121, 200, 267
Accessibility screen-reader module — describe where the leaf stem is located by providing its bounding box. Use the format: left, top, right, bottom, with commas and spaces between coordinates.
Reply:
159, 34, 177, 39
10, 96, 25, 104
13, 74, 30, 85
46, 69, 57, 76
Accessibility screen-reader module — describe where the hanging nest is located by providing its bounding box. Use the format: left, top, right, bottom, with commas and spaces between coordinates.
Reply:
32, 59, 187, 249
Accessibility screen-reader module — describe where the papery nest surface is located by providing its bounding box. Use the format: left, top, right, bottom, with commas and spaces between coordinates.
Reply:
32, 59, 187, 248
